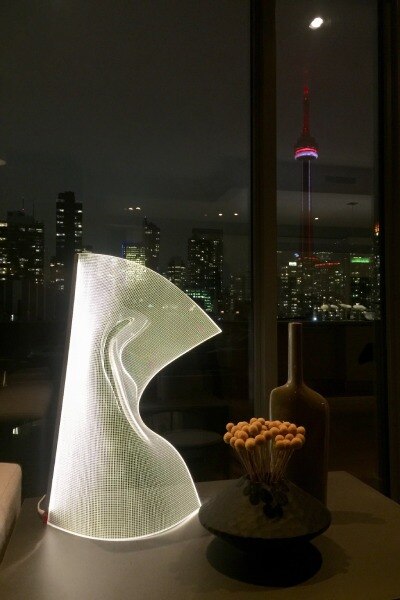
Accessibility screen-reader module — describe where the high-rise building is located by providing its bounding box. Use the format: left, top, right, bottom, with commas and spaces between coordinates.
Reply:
228, 273, 250, 319
187, 228, 223, 313
122, 242, 146, 265
371, 223, 381, 319
349, 255, 373, 308
143, 218, 160, 271
46, 255, 65, 320
314, 257, 346, 307
166, 256, 186, 289
278, 259, 301, 318
0, 210, 44, 320
56, 191, 83, 292
184, 288, 214, 313
49, 256, 65, 290
6, 211, 44, 283
0, 222, 7, 283
278, 251, 349, 320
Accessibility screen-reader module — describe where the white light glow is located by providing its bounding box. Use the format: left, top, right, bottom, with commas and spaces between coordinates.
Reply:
309, 16, 324, 29
48, 254, 221, 540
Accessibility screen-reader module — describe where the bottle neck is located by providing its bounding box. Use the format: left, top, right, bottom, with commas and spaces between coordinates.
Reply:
287, 322, 303, 384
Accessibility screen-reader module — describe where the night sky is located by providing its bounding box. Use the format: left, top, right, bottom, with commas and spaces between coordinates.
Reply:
0, 0, 376, 272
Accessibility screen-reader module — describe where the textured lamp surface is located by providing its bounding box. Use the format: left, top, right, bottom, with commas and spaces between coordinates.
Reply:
48, 253, 221, 540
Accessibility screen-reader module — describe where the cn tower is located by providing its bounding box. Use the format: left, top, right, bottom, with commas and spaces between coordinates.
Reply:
294, 85, 318, 260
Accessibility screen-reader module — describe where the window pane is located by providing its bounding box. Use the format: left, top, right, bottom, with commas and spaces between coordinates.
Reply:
0, 1, 251, 493
276, 1, 382, 488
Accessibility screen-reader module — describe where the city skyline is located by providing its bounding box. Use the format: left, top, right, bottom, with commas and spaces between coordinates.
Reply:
0, 1, 376, 261
0, 187, 379, 322
0, 1, 378, 323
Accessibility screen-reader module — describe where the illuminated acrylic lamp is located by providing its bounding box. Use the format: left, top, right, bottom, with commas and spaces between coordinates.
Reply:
47, 253, 221, 540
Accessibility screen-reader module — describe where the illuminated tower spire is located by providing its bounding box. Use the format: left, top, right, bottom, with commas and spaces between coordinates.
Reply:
294, 85, 318, 259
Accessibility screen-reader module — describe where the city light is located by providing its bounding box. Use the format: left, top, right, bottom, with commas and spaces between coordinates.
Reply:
218, 213, 223, 217
351, 256, 371, 264
279, 249, 379, 321
309, 17, 324, 29
314, 217, 319, 221
136, 206, 141, 211
234, 213, 239, 216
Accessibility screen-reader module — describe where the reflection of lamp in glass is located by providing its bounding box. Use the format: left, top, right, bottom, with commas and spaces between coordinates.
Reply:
48, 253, 221, 540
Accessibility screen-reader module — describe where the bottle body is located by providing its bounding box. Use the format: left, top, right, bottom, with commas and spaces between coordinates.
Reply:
269, 323, 329, 504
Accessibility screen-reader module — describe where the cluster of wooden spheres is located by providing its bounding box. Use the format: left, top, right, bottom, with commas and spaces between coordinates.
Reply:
223, 418, 306, 484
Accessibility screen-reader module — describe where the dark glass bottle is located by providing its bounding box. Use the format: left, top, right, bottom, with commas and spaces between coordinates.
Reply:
269, 322, 329, 504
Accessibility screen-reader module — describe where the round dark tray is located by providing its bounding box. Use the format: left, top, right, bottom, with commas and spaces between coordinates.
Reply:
199, 476, 331, 553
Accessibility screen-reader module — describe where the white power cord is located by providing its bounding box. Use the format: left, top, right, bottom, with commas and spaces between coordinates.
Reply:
37, 495, 48, 523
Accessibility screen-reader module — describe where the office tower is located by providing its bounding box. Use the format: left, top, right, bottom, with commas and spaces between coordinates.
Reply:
49, 256, 64, 290
0, 221, 8, 320
46, 255, 65, 320
56, 192, 83, 292
314, 257, 346, 306
294, 86, 319, 318
0, 222, 7, 282
143, 218, 160, 271
0, 210, 44, 320
183, 288, 213, 313
228, 273, 249, 318
166, 256, 186, 289
122, 241, 146, 265
371, 223, 380, 319
349, 255, 373, 308
6, 211, 44, 283
187, 228, 223, 313
278, 259, 301, 318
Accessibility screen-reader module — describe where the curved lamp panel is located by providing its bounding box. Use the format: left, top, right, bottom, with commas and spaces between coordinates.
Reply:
48, 253, 221, 540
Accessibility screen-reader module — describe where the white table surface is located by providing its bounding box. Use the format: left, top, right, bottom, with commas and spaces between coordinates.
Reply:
1, 472, 400, 600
